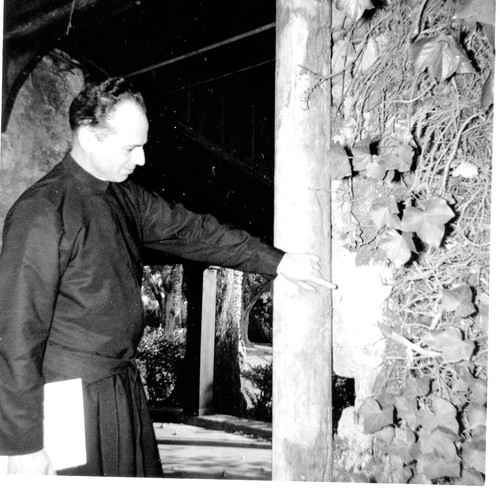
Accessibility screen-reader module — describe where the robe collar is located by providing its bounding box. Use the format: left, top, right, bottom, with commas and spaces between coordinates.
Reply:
62, 153, 110, 192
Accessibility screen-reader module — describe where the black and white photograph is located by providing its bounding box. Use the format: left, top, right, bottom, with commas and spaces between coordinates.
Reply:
0, 0, 498, 495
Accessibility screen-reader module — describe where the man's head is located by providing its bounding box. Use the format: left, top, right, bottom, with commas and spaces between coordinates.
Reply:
69, 77, 149, 183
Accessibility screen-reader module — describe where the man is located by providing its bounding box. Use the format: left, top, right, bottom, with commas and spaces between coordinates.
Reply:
0, 77, 334, 476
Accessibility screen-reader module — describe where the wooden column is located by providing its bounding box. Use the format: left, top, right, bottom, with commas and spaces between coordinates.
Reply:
198, 267, 218, 414
182, 264, 218, 415
273, 0, 333, 481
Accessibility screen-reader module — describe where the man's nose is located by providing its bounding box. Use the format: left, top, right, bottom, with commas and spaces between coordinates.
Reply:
133, 147, 146, 166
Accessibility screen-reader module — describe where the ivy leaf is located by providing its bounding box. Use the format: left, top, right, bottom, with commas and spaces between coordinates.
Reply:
394, 396, 419, 430
460, 468, 485, 486
389, 465, 413, 484
404, 377, 431, 399
394, 395, 417, 414
444, 338, 475, 364
411, 33, 475, 82
470, 378, 487, 405
396, 143, 415, 171
336, 0, 375, 22
358, 398, 394, 434
417, 452, 461, 480
379, 144, 414, 172
417, 408, 438, 432
475, 293, 489, 332
384, 427, 416, 464
378, 229, 414, 267
462, 437, 486, 473
416, 399, 459, 434
423, 327, 474, 364
401, 197, 454, 248
419, 428, 459, 460
453, 0, 496, 26
328, 143, 352, 179
368, 197, 401, 230
375, 392, 396, 409
481, 72, 494, 109
373, 425, 395, 444
351, 140, 373, 171
465, 403, 487, 431
432, 396, 457, 418
442, 284, 476, 318
452, 376, 470, 393
412, 196, 455, 229
431, 397, 460, 434
378, 153, 399, 171
408, 473, 433, 484
366, 159, 387, 181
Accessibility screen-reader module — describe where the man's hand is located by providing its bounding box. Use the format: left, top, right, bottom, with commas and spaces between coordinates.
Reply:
276, 253, 337, 292
7, 449, 56, 475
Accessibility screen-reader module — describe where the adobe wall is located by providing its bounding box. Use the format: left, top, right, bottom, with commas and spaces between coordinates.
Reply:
0, 50, 83, 246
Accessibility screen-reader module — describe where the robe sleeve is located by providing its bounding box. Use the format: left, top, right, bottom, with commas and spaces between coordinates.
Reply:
137, 187, 285, 275
0, 195, 63, 455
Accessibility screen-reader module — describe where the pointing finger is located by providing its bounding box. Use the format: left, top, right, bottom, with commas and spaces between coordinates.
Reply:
311, 276, 337, 290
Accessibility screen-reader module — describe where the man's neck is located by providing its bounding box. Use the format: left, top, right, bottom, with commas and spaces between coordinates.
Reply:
70, 145, 106, 181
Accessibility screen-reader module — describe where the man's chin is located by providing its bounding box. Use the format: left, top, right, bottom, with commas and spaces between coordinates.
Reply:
116, 171, 134, 182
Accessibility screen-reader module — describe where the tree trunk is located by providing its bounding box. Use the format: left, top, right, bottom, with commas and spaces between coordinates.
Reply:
273, 0, 333, 481
213, 268, 247, 415
240, 273, 272, 347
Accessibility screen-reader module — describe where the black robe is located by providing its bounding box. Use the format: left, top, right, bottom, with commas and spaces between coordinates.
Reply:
0, 154, 284, 476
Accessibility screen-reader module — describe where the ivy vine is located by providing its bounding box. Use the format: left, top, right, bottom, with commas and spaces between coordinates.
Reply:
327, 0, 492, 484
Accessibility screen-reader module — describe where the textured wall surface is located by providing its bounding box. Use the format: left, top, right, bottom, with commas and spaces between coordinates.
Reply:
329, 6, 393, 473
0, 50, 83, 243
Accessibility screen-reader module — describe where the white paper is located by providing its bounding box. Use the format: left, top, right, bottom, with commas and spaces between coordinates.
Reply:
0, 455, 8, 474
43, 378, 86, 471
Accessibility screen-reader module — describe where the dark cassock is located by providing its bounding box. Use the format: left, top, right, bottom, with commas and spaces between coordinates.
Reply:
0, 153, 284, 476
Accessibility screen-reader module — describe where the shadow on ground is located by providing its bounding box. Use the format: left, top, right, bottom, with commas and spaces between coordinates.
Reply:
155, 421, 271, 480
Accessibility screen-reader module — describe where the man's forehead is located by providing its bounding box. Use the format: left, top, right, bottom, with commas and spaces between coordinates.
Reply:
109, 100, 147, 123
107, 101, 149, 140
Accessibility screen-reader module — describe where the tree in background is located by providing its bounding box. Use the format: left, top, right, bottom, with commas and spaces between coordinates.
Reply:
241, 273, 273, 346
213, 268, 247, 415
137, 265, 186, 405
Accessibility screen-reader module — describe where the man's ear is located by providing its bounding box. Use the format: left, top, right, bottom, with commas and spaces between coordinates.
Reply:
77, 126, 100, 152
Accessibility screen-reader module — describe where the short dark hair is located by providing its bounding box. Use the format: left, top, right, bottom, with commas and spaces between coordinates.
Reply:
69, 77, 146, 133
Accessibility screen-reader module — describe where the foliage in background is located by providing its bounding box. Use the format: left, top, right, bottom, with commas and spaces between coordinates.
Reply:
328, 0, 492, 485
241, 273, 273, 346
136, 326, 186, 405
241, 361, 273, 422
142, 264, 185, 332
137, 265, 186, 405
138, 264, 275, 411
248, 287, 273, 344
242, 360, 356, 427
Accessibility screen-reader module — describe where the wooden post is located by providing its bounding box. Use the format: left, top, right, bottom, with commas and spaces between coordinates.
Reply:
198, 267, 218, 414
182, 264, 217, 415
273, 0, 333, 481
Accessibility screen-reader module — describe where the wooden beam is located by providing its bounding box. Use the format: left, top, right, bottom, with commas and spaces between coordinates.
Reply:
123, 22, 276, 79
273, 0, 333, 481
4, 0, 139, 41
